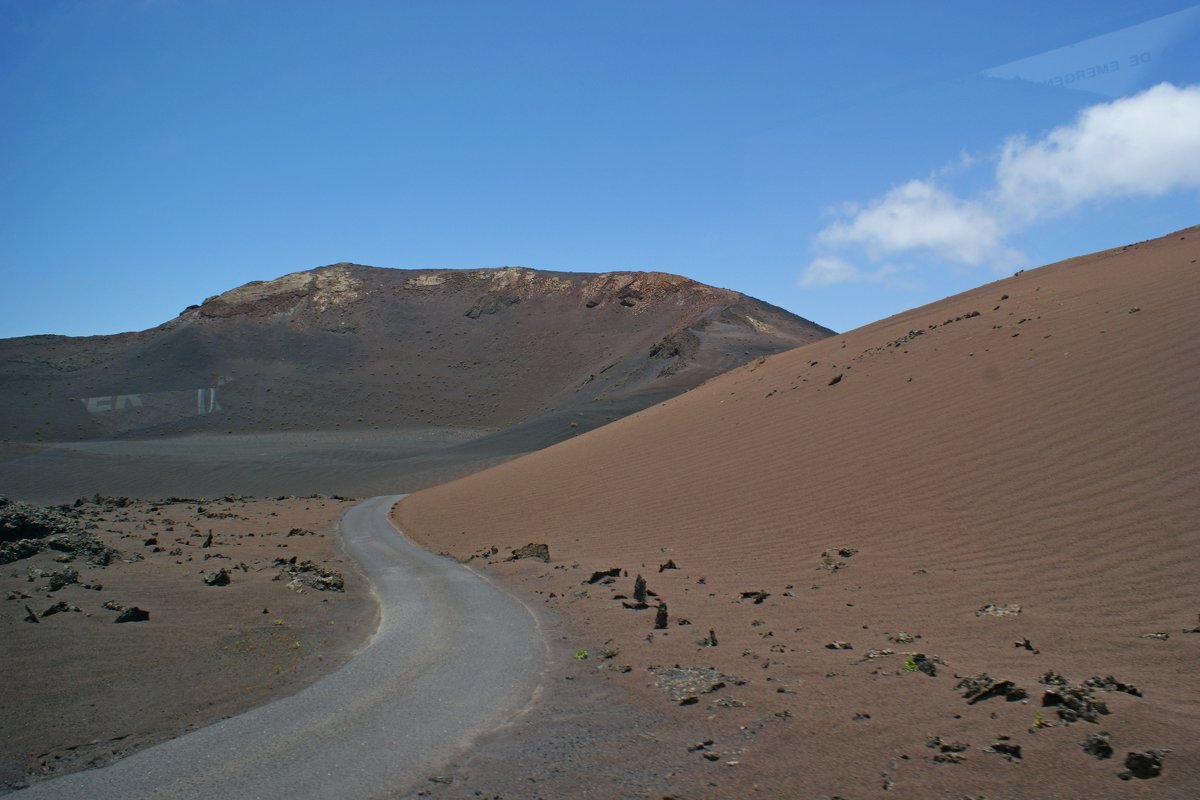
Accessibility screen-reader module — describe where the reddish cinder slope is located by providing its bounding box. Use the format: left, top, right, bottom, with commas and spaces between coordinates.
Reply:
396, 228, 1200, 798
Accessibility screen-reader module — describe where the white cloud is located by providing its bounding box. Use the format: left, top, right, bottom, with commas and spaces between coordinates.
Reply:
995, 82, 1200, 221
798, 256, 899, 288
804, 82, 1200, 287
799, 256, 863, 286
817, 180, 1004, 266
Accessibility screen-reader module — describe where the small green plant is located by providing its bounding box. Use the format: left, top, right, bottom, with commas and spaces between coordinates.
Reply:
903, 654, 919, 672
273, 618, 285, 626
573, 648, 589, 660
1033, 710, 1050, 729
289, 641, 301, 650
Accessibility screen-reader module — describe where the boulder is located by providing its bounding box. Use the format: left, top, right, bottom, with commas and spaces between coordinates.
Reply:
655, 603, 669, 630
585, 568, 621, 584
1082, 732, 1113, 760
957, 674, 1028, 704
1121, 750, 1165, 780
203, 568, 231, 586
509, 543, 550, 562
114, 607, 150, 623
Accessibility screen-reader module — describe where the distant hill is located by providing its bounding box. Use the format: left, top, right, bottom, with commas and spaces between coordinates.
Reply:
0, 265, 832, 443
0, 265, 832, 501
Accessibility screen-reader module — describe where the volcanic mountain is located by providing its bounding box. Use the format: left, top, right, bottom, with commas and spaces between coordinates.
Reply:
395, 228, 1200, 797
0, 265, 831, 501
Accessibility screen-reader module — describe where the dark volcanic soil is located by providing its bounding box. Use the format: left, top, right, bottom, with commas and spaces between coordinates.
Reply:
0, 494, 374, 792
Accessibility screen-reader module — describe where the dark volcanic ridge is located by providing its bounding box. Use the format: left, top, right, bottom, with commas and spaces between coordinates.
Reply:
1, 265, 830, 444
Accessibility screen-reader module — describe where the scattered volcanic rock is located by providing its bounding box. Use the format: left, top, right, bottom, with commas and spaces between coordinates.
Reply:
649, 665, 740, 702
1041, 683, 1110, 723
0, 499, 75, 563
986, 740, 1022, 761
976, 603, 1022, 618
45, 567, 80, 592
273, 558, 344, 592
0, 497, 76, 543
467, 545, 498, 561
585, 568, 621, 584
1121, 749, 1166, 780
654, 602, 669, 629
957, 674, 1028, 704
1082, 731, 1114, 760
927, 736, 970, 762
1083, 675, 1142, 697
203, 568, 231, 587
1040, 670, 1069, 687
509, 543, 550, 563
40, 600, 79, 617
909, 653, 938, 677
818, 547, 857, 572
0, 498, 118, 565
114, 607, 150, 623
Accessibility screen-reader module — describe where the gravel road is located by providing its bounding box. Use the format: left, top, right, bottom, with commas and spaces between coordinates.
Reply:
19, 495, 544, 799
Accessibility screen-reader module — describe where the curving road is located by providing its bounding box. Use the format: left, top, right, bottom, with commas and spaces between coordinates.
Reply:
19, 495, 544, 800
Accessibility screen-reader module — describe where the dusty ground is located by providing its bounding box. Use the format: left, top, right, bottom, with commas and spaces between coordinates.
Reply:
399, 540, 1199, 799
0, 264, 830, 796
3, 231, 1198, 798
0, 494, 375, 793
395, 227, 1200, 798
0, 428, 497, 506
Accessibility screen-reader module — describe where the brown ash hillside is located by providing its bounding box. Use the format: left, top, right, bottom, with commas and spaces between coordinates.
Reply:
0, 266, 831, 501
0, 265, 829, 442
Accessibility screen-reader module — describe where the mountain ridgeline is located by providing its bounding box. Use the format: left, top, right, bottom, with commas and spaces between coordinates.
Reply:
0, 264, 833, 444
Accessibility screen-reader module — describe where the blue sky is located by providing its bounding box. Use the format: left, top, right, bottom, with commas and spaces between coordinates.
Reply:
2, 1, 1199, 338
